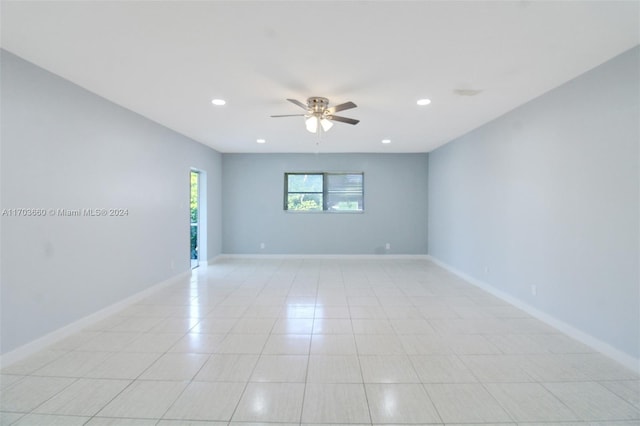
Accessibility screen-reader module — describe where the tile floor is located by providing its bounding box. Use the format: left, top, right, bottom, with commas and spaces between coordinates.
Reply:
1, 258, 639, 425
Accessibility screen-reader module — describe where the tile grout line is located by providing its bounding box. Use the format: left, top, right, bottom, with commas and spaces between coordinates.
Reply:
297, 261, 320, 425
348, 263, 374, 426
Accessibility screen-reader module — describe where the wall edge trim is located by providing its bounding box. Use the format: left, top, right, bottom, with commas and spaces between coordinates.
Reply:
0, 270, 192, 368
427, 255, 640, 374
216, 254, 430, 260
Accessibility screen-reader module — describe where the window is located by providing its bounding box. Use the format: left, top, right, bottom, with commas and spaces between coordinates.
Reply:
284, 172, 364, 212
285, 173, 324, 211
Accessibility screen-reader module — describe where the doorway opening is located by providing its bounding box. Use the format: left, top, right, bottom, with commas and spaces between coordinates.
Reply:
190, 170, 200, 269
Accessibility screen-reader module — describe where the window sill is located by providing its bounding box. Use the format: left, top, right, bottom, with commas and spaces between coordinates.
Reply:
284, 210, 364, 214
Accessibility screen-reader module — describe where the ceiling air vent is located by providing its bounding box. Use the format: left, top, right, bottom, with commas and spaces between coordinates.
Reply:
453, 89, 483, 96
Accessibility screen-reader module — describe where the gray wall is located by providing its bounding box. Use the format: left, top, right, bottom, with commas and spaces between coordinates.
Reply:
222, 153, 428, 255
0, 50, 222, 354
428, 47, 639, 359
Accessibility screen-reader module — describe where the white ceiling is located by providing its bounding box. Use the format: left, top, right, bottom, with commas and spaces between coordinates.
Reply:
1, 1, 638, 153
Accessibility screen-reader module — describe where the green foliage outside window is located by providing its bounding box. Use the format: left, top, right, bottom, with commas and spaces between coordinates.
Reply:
190, 171, 198, 260
287, 194, 322, 211
190, 172, 198, 223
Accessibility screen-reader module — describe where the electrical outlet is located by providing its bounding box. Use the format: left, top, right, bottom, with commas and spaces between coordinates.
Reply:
531, 284, 537, 296
260, 242, 265, 249
170, 260, 175, 271
484, 266, 490, 274
385, 243, 391, 250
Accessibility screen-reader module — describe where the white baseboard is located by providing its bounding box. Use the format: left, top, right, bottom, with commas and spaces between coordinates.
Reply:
206, 255, 223, 265
217, 253, 430, 260
428, 255, 640, 375
0, 270, 192, 369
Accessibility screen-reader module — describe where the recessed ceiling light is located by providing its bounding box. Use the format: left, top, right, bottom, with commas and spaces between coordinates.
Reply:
256, 139, 266, 144
417, 98, 431, 106
381, 139, 391, 144
211, 98, 226, 106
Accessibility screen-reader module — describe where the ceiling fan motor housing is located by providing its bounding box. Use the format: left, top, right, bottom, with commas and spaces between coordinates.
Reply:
308, 97, 329, 114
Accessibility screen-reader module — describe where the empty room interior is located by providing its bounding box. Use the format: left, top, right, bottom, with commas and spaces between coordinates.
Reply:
1, 1, 639, 425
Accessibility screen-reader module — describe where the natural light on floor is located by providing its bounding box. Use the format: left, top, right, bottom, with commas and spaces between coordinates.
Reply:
0, 258, 638, 424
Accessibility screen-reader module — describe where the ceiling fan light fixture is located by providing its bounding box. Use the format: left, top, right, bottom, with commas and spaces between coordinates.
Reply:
305, 116, 319, 133
211, 98, 226, 106
417, 98, 431, 106
320, 118, 333, 132
305, 116, 333, 133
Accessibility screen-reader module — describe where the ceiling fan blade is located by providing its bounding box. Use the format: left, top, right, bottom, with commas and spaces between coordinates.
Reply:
327, 101, 357, 114
327, 115, 359, 125
270, 114, 306, 118
287, 98, 309, 111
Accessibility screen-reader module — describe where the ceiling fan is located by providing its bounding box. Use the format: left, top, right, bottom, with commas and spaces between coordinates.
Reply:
271, 97, 359, 133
